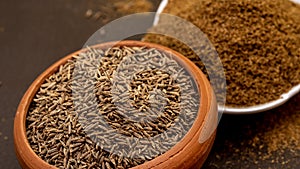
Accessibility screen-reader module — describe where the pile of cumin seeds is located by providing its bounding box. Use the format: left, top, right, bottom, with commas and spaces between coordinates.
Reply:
26, 45, 199, 169
143, 0, 300, 106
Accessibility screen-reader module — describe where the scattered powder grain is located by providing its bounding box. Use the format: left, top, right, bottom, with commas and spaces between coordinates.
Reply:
203, 93, 300, 168
261, 102, 300, 155
113, 0, 154, 15
85, 0, 160, 23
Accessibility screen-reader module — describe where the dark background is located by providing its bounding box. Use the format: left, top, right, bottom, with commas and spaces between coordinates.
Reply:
0, 0, 299, 168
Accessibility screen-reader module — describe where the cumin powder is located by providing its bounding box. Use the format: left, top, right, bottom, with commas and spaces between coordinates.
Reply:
143, 0, 300, 106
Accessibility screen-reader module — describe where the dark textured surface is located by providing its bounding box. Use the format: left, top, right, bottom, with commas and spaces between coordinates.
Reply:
0, 0, 299, 169
0, 1, 105, 168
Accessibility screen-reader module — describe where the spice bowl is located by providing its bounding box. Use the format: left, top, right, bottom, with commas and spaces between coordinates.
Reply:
14, 40, 218, 169
151, 0, 300, 114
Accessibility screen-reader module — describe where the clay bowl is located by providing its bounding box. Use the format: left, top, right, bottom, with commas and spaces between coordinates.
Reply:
14, 40, 218, 169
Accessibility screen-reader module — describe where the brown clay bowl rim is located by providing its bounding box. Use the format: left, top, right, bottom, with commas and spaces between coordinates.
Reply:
14, 40, 214, 169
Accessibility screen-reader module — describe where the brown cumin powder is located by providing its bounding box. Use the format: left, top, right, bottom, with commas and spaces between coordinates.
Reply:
143, 0, 300, 106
